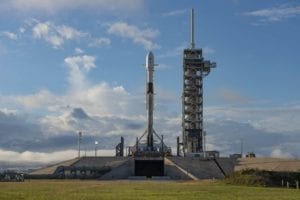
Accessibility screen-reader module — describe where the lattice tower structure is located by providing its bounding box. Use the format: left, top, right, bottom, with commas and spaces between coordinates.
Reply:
182, 9, 216, 154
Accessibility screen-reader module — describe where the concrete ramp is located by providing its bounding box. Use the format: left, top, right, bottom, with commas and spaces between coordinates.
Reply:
29, 158, 79, 175
72, 157, 128, 168
164, 158, 195, 180
168, 157, 225, 179
215, 158, 236, 176
100, 158, 134, 180
29, 157, 130, 178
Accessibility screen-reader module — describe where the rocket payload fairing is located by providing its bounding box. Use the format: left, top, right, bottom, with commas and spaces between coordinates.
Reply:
145, 51, 155, 150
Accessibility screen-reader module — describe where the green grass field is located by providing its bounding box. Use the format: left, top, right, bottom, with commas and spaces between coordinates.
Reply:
0, 180, 299, 200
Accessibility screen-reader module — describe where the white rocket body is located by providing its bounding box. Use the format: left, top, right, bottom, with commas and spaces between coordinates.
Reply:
146, 51, 155, 149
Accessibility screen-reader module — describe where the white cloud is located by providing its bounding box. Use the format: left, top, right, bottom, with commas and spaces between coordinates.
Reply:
271, 148, 293, 158
0, 108, 18, 116
107, 22, 160, 50
64, 55, 96, 91
56, 25, 86, 40
3, 82, 300, 160
11, 52, 143, 117
65, 55, 96, 72
252, 108, 300, 133
205, 105, 300, 133
1, 31, 18, 40
32, 22, 49, 38
244, 5, 300, 22
13, 90, 58, 109
89, 37, 111, 47
19, 27, 26, 33
0, 149, 115, 163
163, 9, 187, 17
1, 0, 144, 13
32, 21, 86, 48
11, 53, 144, 118
74, 47, 84, 54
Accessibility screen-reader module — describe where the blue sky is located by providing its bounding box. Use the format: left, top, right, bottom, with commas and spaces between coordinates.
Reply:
0, 0, 300, 164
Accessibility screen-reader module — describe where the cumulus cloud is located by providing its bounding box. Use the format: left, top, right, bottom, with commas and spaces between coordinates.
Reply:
0, 108, 44, 151
74, 47, 84, 54
0, 149, 115, 164
0, 47, 179, 157
11, 53, 143, 117
64, 55, 96, 90
88, 37, 111, 47
205, 105, 300, 133
1, 31, 18, 40
13, 90, 58, 109
0, 103, 144, 154
271, 148, 293, 159
107, 22, 160, 50
39, 107, 119, 137
32, 21, 86, 48
244, 5, 300, 23
0, 0, 144, 13
252, 107, 300, 133
65, 55, 96, 72
205, 118, 300, 158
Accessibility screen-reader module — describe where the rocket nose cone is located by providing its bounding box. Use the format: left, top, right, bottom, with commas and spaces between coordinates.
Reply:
146, 51, 154, 70
147, 51, 154, 61
147, 51, 153, 58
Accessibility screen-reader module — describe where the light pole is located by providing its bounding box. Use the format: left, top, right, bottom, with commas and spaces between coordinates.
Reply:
95, 141, 98, 157
203, 130, 206, 159
240, 139, 243, 158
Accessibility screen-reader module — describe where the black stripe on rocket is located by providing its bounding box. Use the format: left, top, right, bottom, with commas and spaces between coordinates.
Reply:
147, 83, 153, 93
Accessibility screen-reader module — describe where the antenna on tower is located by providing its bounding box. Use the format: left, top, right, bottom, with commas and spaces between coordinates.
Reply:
190, 8, 195, 49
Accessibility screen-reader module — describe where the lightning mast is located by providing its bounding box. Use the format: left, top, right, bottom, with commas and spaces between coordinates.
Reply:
182, 9, 216, 154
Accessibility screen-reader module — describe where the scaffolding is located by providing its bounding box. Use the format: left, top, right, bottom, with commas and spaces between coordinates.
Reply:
182, 9, 216, 154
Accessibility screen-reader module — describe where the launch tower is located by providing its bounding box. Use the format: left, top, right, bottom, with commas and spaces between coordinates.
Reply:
182, 9, 216, 154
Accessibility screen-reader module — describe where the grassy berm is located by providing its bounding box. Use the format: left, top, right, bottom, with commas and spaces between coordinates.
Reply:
224, 169, 300, 187
0, 180, 299, 200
